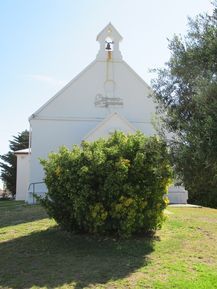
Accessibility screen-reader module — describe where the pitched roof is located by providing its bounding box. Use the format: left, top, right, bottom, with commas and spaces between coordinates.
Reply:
14, 148, 30, 155
29, 60, 97, 120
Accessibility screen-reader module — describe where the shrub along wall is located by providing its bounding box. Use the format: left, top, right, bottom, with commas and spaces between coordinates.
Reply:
39, 132, 172, 238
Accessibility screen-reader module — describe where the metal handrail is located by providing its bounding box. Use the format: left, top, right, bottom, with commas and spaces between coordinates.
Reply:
28, 181, 45, 190
28, 181, 46, 204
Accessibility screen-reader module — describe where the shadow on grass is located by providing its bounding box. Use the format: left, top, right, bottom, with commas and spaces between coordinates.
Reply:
0, 226, 157, 289
0, 204, 48, 228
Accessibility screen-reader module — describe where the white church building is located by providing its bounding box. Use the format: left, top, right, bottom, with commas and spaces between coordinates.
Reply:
15, 23, 188, 204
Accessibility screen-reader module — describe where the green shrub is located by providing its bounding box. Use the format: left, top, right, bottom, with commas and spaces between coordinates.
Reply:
39, 132, 172, 238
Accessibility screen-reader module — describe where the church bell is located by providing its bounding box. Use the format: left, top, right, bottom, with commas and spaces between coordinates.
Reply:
105, 42, 112, 51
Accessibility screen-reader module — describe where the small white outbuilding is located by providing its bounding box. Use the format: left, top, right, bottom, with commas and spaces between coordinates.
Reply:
15, 148, 30, 201
16, 23, 188, 204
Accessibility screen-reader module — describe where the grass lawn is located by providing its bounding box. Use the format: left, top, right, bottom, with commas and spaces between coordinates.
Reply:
0, 201, 217, 289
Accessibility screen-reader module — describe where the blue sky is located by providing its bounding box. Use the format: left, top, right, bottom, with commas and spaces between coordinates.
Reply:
0, 0, 213, 188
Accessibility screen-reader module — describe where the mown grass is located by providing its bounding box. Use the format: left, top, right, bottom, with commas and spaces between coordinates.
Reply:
0, 201, 217, 289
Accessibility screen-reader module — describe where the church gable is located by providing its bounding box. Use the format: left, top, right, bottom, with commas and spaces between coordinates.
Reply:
29, 23, 155, 123
83, 112, 136, 142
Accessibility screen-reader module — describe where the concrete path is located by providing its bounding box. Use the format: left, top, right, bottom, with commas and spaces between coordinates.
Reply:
168, 204, 202, 208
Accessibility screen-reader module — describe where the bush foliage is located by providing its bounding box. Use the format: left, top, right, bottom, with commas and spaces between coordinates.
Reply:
39, 132, 171, 238
151, 4, 217, 208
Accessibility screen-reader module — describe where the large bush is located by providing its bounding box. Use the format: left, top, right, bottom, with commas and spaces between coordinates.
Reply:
39, 132, 171, 238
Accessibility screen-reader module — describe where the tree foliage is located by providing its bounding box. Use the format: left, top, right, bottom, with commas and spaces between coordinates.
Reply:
151, 3, 217, 207
39, 132, 171, 238
0, 130, 29, 197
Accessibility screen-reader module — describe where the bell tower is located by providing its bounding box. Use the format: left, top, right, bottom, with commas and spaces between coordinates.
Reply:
96, 23, 123, 61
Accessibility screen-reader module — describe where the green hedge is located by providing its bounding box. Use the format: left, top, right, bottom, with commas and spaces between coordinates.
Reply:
39, 132, 171, 238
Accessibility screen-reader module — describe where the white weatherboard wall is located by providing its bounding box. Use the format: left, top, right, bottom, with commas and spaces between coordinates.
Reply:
15, 150, 30, 201
26, 23, 188, 204
168, 186, 188, 204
